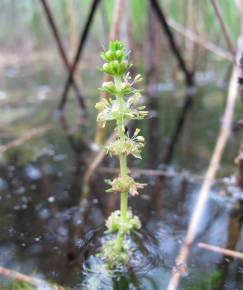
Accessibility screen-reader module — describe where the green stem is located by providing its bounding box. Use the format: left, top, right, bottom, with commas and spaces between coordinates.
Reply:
114, 76, 129, 221
120, 155, 128, 220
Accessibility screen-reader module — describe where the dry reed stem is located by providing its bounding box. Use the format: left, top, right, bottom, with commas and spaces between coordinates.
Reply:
198, 243, 243, 260
168, 18, 234, 62
235, 0, 243, 34
211, 0, 236, 57
166, 61, 239, 290
0, 125, 52, 155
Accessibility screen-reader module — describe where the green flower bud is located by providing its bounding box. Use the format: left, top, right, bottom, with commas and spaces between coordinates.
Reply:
113, 60, 120, 75
102, 63, 110, 73
109, 41, 125, 52
120, 61, 129, 74
105, 50, 113, 60
115, 50, 123, 61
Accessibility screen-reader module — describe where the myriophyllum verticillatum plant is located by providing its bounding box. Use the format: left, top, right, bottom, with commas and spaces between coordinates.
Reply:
95, 41, 148, 267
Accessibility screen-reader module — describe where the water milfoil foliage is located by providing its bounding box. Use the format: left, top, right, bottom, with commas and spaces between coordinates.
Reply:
95, 41, 147, 267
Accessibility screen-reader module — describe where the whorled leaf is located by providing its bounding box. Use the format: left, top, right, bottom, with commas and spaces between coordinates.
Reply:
106, 175, 146, 196
106, 129, 145, 158
105, 210, 141, 234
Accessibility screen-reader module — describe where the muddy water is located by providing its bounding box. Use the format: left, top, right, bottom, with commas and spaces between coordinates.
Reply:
0, 60, 242, 289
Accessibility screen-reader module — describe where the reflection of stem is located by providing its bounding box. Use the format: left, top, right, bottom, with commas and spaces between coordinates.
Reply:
163, 91, 194, 164
0, 125, 52, 155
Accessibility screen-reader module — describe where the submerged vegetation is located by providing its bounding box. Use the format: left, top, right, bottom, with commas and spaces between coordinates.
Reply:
96, 40, 147, 268
5, 281, 34, 290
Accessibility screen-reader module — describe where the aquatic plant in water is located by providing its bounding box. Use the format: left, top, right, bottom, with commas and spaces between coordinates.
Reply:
6, 281, 34, 290
95, 41, 147, 268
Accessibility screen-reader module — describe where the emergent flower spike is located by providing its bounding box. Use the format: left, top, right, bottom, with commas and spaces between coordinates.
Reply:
96, 41, 147, 268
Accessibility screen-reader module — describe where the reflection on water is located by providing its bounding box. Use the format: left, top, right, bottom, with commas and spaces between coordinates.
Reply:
0, 60, 242, 289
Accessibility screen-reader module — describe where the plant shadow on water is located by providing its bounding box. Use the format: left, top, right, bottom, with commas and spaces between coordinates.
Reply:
0, 62, 242, 289
81, 228, 164, 290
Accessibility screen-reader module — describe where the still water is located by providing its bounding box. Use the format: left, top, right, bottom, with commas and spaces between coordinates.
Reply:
0, 59, 242, 289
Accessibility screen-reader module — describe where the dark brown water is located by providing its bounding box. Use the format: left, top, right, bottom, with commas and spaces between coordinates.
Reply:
0, 60, 242, 289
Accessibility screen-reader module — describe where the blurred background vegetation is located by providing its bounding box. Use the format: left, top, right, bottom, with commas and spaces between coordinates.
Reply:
0, 0, 241, 173
0, 0, 239, 76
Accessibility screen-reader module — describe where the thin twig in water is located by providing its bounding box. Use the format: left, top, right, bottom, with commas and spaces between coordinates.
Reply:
98, 166, 202, 180
198, 243, 243, 260
0, 266, 66, 290
0, 125, 52, 155
98, 166, 232, 184
83, 132, 116, 193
